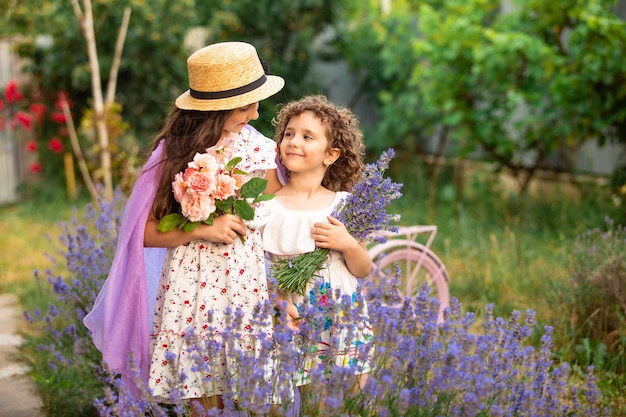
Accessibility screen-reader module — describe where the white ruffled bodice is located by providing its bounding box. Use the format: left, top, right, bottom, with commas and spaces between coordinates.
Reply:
262, 191, 349, 256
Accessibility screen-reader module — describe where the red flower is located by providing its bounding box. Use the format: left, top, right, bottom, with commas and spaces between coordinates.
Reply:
0, 98, 4, 111
55, 91, 72, 110
48, 137, 63, 153
25, 140, 37, 152
15, 111, 32, 130
30, 103, 47, 124
50, 112, 66, 124
29, 162, 42, 174
4, 81, 23, 103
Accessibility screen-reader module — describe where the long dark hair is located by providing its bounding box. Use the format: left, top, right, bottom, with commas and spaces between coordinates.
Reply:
147, 106, 232, 220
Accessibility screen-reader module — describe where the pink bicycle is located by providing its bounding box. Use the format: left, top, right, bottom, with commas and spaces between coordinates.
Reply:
366, 225, 450, 322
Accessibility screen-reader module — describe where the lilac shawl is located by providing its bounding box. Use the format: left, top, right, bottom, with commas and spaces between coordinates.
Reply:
83, 140, 166, 395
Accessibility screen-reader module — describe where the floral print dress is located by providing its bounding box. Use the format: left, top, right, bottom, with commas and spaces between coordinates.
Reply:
148, 128, 280, 402
262, 192, 375, 386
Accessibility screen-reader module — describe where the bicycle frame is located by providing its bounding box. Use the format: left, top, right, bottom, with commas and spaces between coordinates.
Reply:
368, 225, 439, 270
366, 225, 450, 321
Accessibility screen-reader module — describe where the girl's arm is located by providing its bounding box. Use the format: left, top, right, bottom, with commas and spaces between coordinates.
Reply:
311, 216, 372, 278
144, 214, 248, 247
264, 168, 282, 194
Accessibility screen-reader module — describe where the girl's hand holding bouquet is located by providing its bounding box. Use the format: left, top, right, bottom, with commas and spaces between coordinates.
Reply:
158, 138, 274, 238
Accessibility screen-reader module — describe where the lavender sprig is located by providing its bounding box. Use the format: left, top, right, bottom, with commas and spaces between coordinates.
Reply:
273, 148, 403, 296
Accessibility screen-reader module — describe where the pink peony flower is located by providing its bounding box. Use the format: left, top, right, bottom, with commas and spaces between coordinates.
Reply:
185, 170, 215, 196
182, 166, 196, 181
213, 174, 237, 200
172, 172, 187, 202
231, 173, 246, 190
180, 192, 215, 222
189, 152, 219, 176
158, 140, 270, 234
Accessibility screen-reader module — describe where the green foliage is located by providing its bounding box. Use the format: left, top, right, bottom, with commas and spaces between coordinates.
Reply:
336, 0, 626, 180
195, 0, 340, 136
11, 0, 192, 147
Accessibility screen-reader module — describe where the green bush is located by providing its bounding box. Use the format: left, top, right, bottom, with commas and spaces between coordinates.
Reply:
566, 219, 625, 349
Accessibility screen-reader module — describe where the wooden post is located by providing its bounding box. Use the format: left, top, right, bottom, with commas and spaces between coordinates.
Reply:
64, 151, 77, 200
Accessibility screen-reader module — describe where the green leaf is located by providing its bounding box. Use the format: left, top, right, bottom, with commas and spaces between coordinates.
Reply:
253, 193, 275, 203
233, 199, 255, 220
183, 221, 200, 233
225, 156, 243, 170
157, 213, 185, 232
241, 177, 268, 198
216, 197, 235, 212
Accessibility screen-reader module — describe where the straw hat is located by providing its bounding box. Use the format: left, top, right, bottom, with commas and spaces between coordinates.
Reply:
175, 42, 285, 111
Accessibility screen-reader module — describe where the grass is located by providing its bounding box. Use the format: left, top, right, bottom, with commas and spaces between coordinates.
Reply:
0, 192, 90, 317
389, 160, 623, 322
1, 160, 624, 415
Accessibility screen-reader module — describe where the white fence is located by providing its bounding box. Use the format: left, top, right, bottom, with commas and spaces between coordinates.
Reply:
0, 37, 27, 205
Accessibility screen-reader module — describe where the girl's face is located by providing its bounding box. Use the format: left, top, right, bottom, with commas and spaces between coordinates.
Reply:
280, 111, 339, 173
223, 102, 259, 135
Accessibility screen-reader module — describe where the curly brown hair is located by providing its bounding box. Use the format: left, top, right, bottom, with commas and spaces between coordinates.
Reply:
145, 106, 233, 220
273, 95, 365, 191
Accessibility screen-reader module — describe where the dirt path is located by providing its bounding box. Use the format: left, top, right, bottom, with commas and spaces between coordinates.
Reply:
0, 293, 44, 417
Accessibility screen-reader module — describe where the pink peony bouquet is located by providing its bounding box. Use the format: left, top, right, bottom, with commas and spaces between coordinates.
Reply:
157, 139, 273, 234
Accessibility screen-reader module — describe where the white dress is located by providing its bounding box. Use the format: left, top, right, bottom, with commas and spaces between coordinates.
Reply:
148, 128, 283, 402
262, 192, 374, 386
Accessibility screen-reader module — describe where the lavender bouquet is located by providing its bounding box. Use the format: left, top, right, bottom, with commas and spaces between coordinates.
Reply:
272, 148, 403, 295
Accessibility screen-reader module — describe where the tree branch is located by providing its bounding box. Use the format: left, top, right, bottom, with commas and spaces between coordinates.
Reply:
60, 96, 99, 203
105, 7, 131, 110
76, 0, 113, 201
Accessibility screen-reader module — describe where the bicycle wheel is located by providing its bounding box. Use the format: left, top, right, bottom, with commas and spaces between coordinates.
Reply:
368, 247, 450, 323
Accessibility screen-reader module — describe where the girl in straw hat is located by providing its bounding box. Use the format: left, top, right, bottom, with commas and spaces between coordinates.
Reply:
83, 41, 293, 413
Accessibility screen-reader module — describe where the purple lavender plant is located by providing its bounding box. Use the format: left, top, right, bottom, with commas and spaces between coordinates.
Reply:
272, 148, 403, 295
22, 188, 125, 414
20, 183, 612, 416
